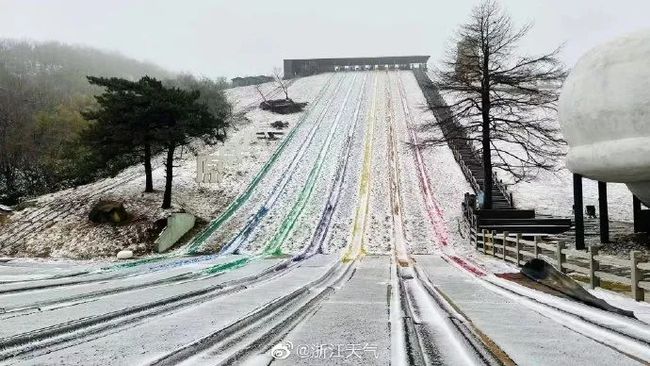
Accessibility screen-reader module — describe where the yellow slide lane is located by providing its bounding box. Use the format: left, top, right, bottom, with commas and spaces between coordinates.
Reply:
342, 73, 379, 262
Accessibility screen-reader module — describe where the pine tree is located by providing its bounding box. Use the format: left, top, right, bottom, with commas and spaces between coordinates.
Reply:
84, 76, 228, 208
84, 76, 161, 192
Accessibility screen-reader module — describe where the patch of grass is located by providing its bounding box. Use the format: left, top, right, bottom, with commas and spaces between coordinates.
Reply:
12, 200, 36, 211
568, 273, 631, 293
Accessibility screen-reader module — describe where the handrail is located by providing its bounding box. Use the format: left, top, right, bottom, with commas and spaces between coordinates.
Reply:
475, 230, 649, 302
412, 69, 513, 208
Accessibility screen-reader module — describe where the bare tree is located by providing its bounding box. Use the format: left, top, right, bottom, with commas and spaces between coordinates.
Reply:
254, 84, 267, 103
426, 0, 567, 209
273, 67, 290, 100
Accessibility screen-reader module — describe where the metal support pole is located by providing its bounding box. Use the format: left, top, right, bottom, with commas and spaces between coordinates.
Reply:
573, 174, 585, 250
598, 181, 609, 243
633, 195, 642, 233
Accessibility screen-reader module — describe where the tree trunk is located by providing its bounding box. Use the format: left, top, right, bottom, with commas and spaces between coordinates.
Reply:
161, 143, 175, 209
481, 44, 493, 209
143, 142, 153, 193
481, 112, 493, 209
2, 164, 17, 204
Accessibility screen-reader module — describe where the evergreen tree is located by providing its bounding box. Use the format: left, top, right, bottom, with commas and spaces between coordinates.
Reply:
144, 80, 227, 208
84, 76, 228, 208
83, 76, 159, 192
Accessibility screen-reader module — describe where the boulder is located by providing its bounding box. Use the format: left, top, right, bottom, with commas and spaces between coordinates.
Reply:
0, 204, 12, 214
270, 120, 289, 129
116, 250, 133, 260
89, 200, 129, 224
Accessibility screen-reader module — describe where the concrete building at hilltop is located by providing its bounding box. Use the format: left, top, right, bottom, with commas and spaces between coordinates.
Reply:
283, 55, 429, 78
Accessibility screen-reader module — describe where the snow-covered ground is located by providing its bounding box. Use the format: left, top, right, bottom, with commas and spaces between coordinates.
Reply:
0, 73, 331, 259
513, 169, 634, 221
0, 70, 648, 366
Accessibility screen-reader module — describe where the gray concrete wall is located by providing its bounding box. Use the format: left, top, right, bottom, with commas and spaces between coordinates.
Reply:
155, 213, 196, 253
284, 56, 429, 78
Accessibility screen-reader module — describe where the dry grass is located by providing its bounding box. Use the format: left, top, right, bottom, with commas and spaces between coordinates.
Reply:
569, 273, 631, 293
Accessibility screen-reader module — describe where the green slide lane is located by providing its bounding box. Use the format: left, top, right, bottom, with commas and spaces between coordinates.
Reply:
263, 73, 361, 256
185, 74, 338, 255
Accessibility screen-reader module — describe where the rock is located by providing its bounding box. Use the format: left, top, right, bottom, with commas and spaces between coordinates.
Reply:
0, 204, 12, 214
89, 200, 129, 224
270, 120, 289, 129
260, 99, 307, 114
116, 250, 133, 260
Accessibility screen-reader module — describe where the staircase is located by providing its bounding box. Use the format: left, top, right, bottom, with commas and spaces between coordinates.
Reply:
413, 69, 571, 235
413, 69, 513, 209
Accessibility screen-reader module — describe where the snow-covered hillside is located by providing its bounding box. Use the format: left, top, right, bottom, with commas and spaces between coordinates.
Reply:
0, 74, 331, 258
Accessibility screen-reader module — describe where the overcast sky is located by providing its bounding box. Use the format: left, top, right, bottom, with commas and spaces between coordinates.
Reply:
1, 0, 648, 79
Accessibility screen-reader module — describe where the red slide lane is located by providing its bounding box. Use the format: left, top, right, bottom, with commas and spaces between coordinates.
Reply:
395, 71, 487, 277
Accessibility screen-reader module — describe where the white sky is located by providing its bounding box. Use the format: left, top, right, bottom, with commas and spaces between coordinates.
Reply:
1, 0, 648, 79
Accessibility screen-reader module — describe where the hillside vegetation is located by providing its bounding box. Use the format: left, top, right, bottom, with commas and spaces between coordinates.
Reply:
0, 40, 228, 205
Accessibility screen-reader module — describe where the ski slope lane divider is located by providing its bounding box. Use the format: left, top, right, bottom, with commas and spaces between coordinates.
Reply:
263, 73, 362, 256
385, 73, 410, 266
218, 75, 348, 256
182, 73, 338, 255
299, 73, 369, 258
395, 71, 449, 248
342, 73, 379, 263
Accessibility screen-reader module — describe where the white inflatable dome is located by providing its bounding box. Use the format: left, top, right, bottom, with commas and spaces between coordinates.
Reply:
559, 29, 650, 205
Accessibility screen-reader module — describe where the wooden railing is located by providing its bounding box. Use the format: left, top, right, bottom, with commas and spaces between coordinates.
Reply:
492, 171, 514, 207
474, 230, 650, 302
450, 145, 480, 193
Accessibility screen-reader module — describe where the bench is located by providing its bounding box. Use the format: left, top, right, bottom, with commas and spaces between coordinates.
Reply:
256, 131, 285, 140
